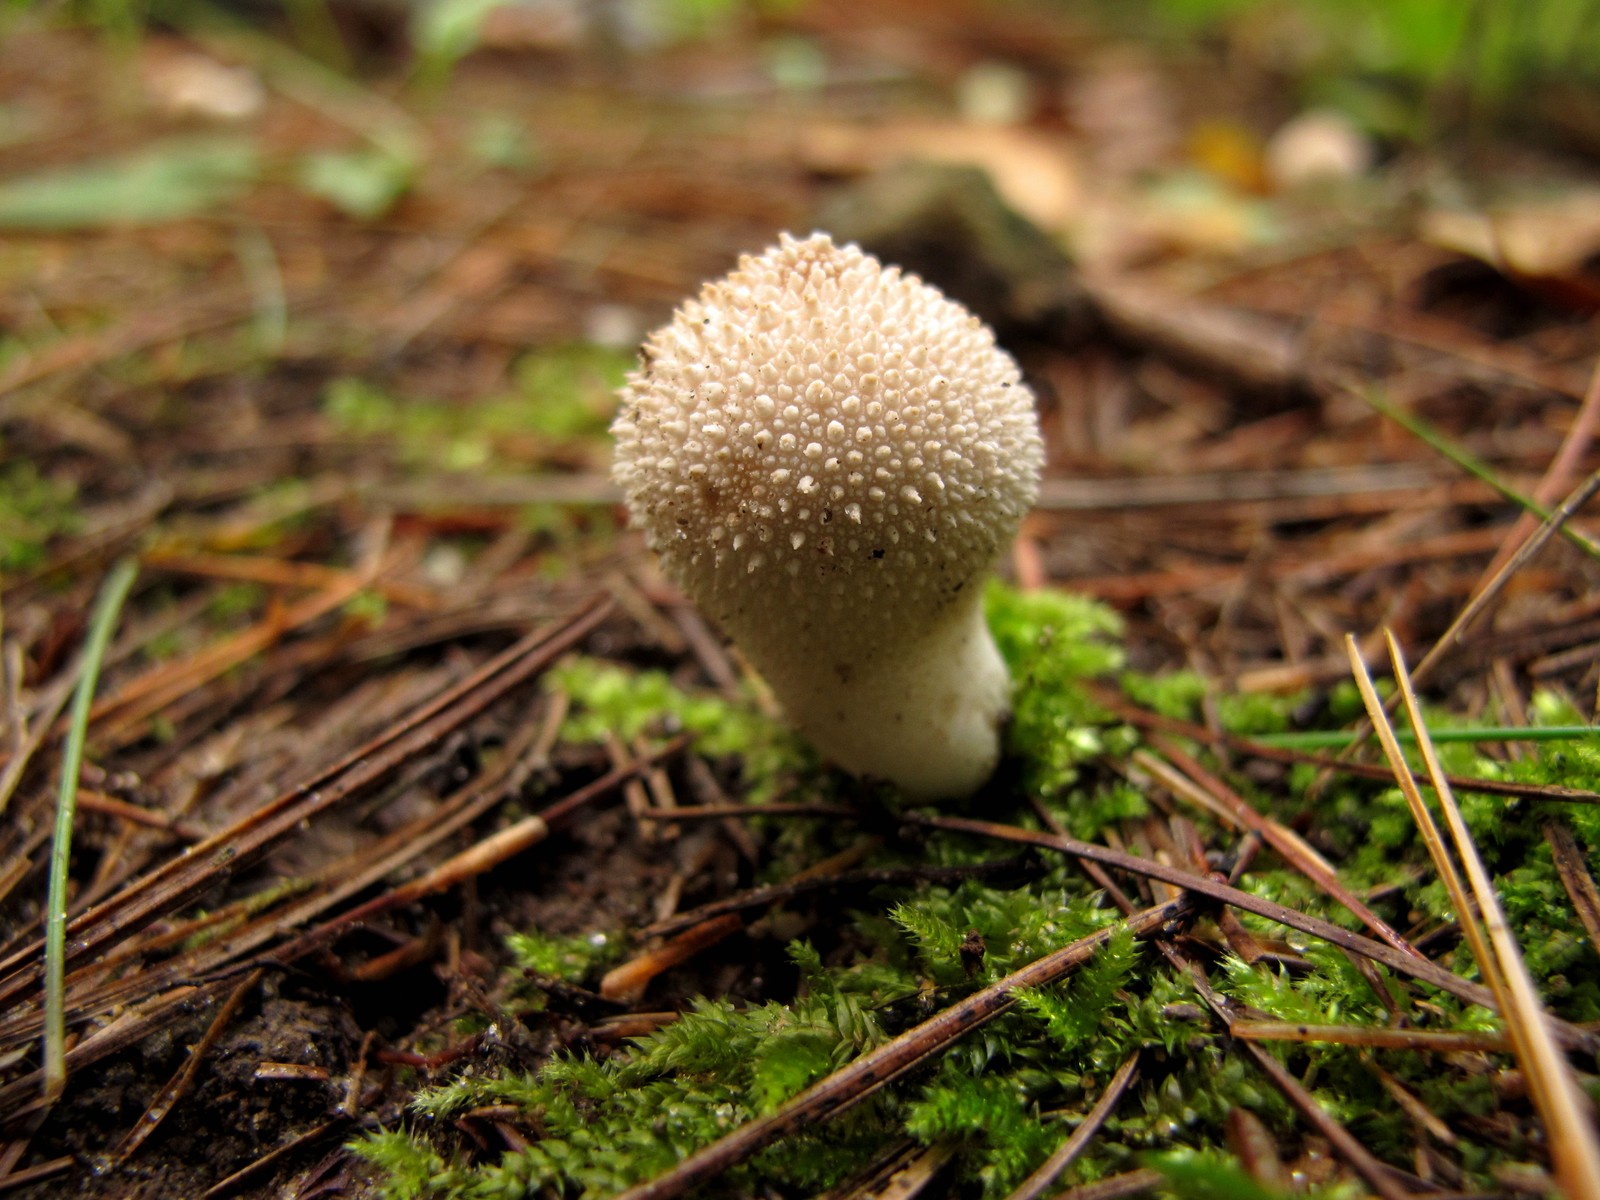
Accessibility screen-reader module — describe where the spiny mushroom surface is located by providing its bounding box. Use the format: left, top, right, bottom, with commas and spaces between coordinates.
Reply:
611, 232, 1043, 800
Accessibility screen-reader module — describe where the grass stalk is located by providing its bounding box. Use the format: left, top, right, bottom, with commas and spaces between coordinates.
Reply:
1361, 387, 1600, 563
42, 556, 139, 1101
1252, 723, 1597, 749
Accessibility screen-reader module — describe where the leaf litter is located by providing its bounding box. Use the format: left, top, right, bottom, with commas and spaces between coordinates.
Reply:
1, 4, 1599, 1197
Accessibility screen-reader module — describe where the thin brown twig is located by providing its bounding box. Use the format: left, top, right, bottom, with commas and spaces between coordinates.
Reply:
639, 801, 855, 822
0, 728, 671, 1058
109, 968, 264, 1164
613, 894, 1199, 1200
197, 1117, 350, 1200
1229, 1020, 1509, 1053
1232, 1029, 1413, 1200
903, 812, 1596, 1053
1045, 1167, 1163, 1200
0, 737, 668, 1114
1005, 1052, 1140, 1200
1543, 820, 1600, 960
0, 596, 615, 1015
0, 1155, 72, 1193
1138, 738, 1417, 957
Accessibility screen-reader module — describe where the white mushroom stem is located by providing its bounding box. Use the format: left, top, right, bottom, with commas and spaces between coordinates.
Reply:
611, 232, 1042, 801
733, 586, 1008, 800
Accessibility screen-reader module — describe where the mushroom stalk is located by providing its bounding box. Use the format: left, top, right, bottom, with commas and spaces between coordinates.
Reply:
611, 232, 1042, 801
734, 584, 1008, 800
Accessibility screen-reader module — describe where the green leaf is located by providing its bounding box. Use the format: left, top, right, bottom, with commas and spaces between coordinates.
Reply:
1147, 1147, 1295, 1200
297, 147, 416, 220
0, 137, 260, 230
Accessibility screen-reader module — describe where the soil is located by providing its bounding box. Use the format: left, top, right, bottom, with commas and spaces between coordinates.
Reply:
2, 2, 1599, 1196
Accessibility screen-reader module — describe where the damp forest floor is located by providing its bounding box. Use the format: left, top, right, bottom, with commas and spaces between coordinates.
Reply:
4, 4, 1600, 1198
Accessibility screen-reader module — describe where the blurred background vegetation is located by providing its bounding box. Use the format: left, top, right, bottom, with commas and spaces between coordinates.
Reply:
12, 0, 1600, 132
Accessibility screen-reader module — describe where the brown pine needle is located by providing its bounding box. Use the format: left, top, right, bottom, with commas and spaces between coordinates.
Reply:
614, 895, 1197, 1200
1346, 632, 1600, 1199
110, 968, 263, 1164
1544, 820, 1600, 960
1005, 1052, 1140, 1200
1136, 741, 1417, 958
1229, 1019, 1509, 1053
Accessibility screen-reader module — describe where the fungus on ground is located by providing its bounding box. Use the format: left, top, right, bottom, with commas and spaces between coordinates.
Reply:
610, 232, 1043, 801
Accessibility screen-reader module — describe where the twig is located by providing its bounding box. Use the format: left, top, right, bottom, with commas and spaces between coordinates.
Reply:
0, 735, 669, 1115
1046, 1167, 1162, 1200
110, 968, 263, 1163
902, 812, 1595, 1052
1004, 1052, 1140, 1200
1543, 820, 1600, 960
1235, 1030, 1412, 1200
1229, 1020, 1509, 1053
197, 1117, 350, 1199
1137, 739, 1416, 957
0, 1155, 71, 1192
614, 895, 1198, 1200
0, 596, 616, 1015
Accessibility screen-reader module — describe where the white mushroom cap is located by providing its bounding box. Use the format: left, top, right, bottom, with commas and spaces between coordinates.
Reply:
611, 232, 1043, 800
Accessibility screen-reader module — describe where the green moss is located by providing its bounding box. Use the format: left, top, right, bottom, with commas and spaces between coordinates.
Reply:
505, 929, 618, 983
547, 657, 815, 802
0, 460, 81, 572
323, 345, 627, 473
360, 584, 1600, 1198
987, 583, 1128, 802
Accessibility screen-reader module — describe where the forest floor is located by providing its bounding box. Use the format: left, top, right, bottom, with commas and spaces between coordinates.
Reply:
3, 3, 1600, 1197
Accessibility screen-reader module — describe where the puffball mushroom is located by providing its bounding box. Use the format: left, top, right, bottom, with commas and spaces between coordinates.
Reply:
610, 232, 1043, 800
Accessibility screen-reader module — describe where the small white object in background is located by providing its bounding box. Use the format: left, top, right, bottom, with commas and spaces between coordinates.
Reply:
1264, 109, 1374, 191
611, 233, 1042, 801
143, 50, 266, 123
583, 303, 646, 352
956, 61, 1034, 127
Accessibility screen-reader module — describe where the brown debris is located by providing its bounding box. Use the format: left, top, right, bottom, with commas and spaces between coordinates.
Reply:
2, 5, 1600, 1195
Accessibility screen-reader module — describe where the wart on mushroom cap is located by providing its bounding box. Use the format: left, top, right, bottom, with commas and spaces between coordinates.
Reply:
611, 231, 1043, 800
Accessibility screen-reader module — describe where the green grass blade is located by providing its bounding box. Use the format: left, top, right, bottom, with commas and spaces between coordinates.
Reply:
1362, 387, 1600, 563
43, 556, 138, 1101
1252, 723, 1596, 749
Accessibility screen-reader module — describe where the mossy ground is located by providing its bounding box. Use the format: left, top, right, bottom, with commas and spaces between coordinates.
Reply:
5, 6, 1600, 1197
353, 588, 1600, 1198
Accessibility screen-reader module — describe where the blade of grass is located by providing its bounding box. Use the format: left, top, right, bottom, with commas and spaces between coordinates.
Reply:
1361, 386, 1600, 562
42, 556, 138, 1100
1481, 360, 1600, 581
1251, 723, 1597, 749
1381, 631, 1600, 1199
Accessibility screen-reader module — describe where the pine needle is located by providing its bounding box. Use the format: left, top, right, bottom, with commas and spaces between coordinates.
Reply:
42, 556, 138, 1101
1345, 631, 1600, 1199
1004, 1051, 1139, 1200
